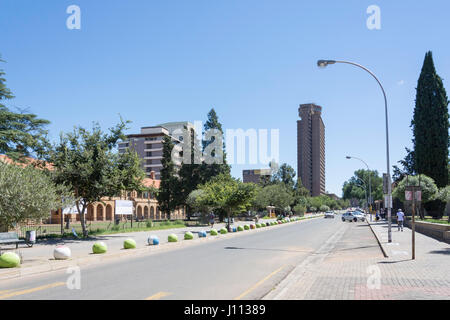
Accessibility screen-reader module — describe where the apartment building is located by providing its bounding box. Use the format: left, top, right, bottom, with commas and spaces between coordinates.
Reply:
297, 103, 325, 197
118, 122, 195, 179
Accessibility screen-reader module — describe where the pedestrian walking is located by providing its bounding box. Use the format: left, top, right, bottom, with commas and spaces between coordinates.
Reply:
396, 208, 405, 232
209, 212, 215, 228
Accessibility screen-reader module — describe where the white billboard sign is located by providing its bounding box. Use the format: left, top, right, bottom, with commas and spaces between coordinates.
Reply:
115, 200, 133, 215
62, 205, 79, 214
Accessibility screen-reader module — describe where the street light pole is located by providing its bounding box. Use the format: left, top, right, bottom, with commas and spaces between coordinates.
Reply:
356, 179, 368, 212
318, 59, 392, 242
346, 156, 373, 221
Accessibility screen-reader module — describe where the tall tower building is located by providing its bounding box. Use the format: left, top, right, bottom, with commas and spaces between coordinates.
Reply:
297, 103, 325, 196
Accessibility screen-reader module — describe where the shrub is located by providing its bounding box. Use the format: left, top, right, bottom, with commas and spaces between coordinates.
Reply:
244, 225, 250, 230
220, 228, 227, 234
210, 229, 218, 236
237, 226, 244, 232
146, 220, 153, 228
319, 205, 330, 212
184, 232, 194, 240
293, 204, 306, 216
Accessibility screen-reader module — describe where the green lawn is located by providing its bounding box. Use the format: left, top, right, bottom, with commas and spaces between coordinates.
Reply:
420, 218, 450, 225
18, 220, 187, 239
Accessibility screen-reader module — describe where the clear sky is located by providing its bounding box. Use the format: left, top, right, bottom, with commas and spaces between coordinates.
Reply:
1, 0, 449, 196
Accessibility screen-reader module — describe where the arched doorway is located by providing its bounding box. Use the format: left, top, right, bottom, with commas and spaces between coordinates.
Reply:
137, 206, 142, 219
144, 206, 149, 219
96, 204, 104, 221
156, 207, 160, 220
106, 205, 113, 221
150, 207, 155, 220
87, 204, 94, 221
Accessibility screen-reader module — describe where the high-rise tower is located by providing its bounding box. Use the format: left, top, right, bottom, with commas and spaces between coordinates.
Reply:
297, 103, 325, 196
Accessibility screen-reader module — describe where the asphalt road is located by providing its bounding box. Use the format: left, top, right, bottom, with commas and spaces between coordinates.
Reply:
0, 216, 366, 300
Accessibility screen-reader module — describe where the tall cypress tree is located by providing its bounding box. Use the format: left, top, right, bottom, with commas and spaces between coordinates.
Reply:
412, 51, 449, 186
201, 108, 231, 181
157, 135, 180, 220
412, 51, 449, 216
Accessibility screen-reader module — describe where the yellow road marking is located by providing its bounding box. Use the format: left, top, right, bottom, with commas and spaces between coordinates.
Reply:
0, 282, 65, 300
145, 292, 172, 300
234, 265, 287, 300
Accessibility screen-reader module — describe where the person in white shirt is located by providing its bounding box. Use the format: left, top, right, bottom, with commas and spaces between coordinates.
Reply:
396, 209, 405, 232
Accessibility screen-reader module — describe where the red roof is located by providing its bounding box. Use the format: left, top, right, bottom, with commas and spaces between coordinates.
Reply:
0, 154, 160, 189
0, 154, 54, 170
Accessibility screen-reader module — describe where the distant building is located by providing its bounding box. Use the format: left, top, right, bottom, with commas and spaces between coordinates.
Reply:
118, 122, 195, 180
326, 193, 340, 201
297, 103, 325, 196
243, 169, 272, 184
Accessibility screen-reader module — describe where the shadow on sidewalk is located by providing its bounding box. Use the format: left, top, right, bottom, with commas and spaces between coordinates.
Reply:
428, 248, 450, 255
377, 259, 411, 264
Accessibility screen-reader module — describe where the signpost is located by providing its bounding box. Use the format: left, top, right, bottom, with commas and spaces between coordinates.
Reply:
405, 186, 421, 260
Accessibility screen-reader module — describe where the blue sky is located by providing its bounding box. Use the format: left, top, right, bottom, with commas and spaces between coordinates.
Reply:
1, 0, 449, 196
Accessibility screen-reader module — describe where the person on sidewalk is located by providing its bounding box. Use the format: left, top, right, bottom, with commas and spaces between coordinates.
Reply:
209, 212, 215, 228
396, 209, 405, 232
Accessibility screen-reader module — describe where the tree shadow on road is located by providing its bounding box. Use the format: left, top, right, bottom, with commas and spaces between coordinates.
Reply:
224, 246, 311, 253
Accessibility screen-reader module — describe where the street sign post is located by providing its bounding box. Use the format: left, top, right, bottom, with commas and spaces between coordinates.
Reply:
405, 186, 421, 260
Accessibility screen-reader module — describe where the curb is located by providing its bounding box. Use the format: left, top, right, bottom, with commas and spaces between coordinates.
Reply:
366, 218, 389, 258
0, 215, 323, 281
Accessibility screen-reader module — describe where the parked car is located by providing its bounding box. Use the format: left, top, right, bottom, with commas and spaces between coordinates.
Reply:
342, 211, 365, 222
324, 211, 335, 219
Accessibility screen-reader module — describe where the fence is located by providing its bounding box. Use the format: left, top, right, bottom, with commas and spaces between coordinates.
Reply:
15, 219, 188, 239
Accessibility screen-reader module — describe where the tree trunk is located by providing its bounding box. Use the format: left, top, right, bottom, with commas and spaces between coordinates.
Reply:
76, 200, 88, 237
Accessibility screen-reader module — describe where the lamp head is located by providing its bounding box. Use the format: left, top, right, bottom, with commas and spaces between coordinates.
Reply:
317, 60, 336, 68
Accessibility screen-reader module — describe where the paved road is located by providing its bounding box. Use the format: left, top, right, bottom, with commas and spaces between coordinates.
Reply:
0, 216, 375, 300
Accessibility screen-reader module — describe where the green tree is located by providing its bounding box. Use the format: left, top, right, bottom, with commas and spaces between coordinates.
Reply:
271, 163, 296, 190
157, 135, 181, 220
0, 161, 69, 229
50, 121, 143, 236
342, 169, 383, 207
253, 183, 294, 214
0, 56, 50, 160
393, 174, 438, 219
412, 52, 449, 217
392, 147, 416, 183
200, 108, 231, 182
178, 125, 203, 220
196, 174, 257, 229
412, 51, 449, 187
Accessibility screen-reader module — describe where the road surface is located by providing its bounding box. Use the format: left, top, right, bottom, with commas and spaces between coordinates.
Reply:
0, 216, 381, 300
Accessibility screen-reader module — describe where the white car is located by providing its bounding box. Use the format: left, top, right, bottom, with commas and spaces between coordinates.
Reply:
342, 211, 365, 222
324, 211, 335, 218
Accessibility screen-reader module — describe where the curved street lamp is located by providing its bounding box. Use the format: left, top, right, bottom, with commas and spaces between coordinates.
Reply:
318, 59, 392, 242
346, 156, 373, 221
355, 179, 368, 211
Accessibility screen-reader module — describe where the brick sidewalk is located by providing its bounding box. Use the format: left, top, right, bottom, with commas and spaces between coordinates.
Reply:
264, 218, 450, 300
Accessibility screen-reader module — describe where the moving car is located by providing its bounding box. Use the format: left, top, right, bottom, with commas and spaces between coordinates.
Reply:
324, 211, 335, 218
341, 211, 365, 222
